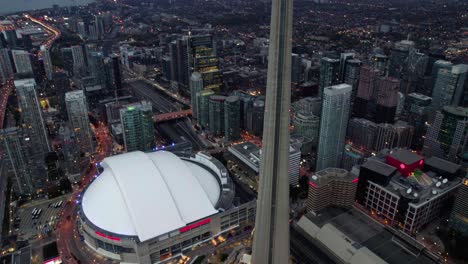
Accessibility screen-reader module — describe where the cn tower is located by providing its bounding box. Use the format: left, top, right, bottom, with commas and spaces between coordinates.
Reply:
251, 0, 293, 263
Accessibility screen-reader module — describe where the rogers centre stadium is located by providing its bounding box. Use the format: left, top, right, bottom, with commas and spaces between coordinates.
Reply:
78, 151, 256, 263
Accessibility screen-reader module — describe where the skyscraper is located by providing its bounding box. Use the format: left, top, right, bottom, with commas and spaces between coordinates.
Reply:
224, 96, 241, 141
208, 95, 226, 136
251, 0, 292, 262
293, 111, 320, 148
187, 35, 222, 92
372, 53, 388, 75
0, 48, 13, 84
316, 84, 352, 171
0, 127, 33, 195
450, 174, 468, 235
347, 118, 377, 152
105, 54, 123, 97
375, 77, 400, 123
339, 52, 355, 82
423, 106, 468, 162
430, 60, 453, 95
169, 38, 189, 89
14, 79, 50, 155
11, 50, 33, 75
87, 51, 106, 87
71, 45, 86, 75
40, 45, 54, 80
120, 101, 155, 152
61, 47, 74, 76
354, 65, 379, 118
374, 121, 414, 151
431, 64, 467, 112
190, 72, 203, 119
196, 90, 215, 128
65, 90, 94, 154
248, 99, 265, 136
3, 29, 18, 48
291, 53, 303, 84
388, 40, 414, 79
319, 57, 340, 97
343, 59, 361, 101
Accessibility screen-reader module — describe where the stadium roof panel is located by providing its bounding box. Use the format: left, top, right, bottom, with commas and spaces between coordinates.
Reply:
81, 151, 219, 242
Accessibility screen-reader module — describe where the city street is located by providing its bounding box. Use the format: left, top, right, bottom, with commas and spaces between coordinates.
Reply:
56, 123, 115, 264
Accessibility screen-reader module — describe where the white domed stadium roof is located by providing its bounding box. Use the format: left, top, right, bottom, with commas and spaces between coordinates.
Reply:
81, 151, 220, 242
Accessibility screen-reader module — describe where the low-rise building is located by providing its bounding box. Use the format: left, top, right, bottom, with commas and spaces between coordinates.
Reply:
307, 168, 358, 213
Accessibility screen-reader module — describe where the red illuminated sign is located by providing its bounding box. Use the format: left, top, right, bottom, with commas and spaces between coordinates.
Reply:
179, 218, 211, 233
351, 178, 359, 183
95, 230, 121, 241
309, 181, 317, 188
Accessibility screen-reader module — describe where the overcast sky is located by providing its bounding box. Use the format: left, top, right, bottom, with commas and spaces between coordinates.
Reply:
0, 0, 94, 15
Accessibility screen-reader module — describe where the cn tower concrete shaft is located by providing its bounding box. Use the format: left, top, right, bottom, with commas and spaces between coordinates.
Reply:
251, 0, 293, 263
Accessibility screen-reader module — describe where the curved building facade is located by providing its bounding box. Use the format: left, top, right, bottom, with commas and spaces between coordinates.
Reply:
293, 111, 320, 147
78, 151, 253, 263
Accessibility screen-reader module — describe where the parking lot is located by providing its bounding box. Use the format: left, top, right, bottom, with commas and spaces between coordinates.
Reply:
15, 195, 70, 240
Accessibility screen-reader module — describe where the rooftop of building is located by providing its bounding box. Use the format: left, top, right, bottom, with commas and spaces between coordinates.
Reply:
424, 156, 461, 175
388, 149, 423, 165
361, 159, 397, 177
442, 106, 468, 118
408, 93, 432, 101
309, 168, 357, 188
297, 207, 437, 264
363, 149, 462, 207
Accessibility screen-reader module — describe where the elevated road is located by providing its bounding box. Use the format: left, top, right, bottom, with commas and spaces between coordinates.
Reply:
153, 109, 192, 123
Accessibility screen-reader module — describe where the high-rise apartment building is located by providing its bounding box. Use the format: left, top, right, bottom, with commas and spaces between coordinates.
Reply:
12, 50, 33, 75
61, 47, 74, 76
374, 121, 414, 151
424, 106, 468, 163
65, 90, 94, 154
339, 52, 355, 82
375, 77, 400, 123
347, 118, 377, 152
0, 127, 33, 195
169, 38, 189, 90
208, 95, 226, 136
293, 111, 320, 148
354, 65, 379, 118
403, 93, 432, 150
40, 45, 54, 80
319, 57, 340, 97
0, 49, 13, 84
15, 79, 50, 155
224, 96, 241, 141
431, 64, 467, 112
190, 72, 203, 118
196, 90, 215, 128
71, 45, 86, 75
343, 59, 362, 101
450, 175, 468, 235
316, 84, 352, 171
120, 101, 155, 152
